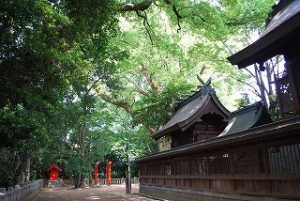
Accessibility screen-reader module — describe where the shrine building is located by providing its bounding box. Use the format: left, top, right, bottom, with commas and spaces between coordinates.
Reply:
136, 1, 300, 200
48, 163, 62, 181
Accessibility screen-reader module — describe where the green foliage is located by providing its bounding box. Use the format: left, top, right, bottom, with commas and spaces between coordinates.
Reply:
0, 0, 119, 187
133, 82, 194, 129
0, 148, 24, 187
105, 104, 159, 159
236, 93, 251, 109
0, 0, 277, 187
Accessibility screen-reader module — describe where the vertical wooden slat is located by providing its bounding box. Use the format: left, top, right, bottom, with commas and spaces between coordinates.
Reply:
296, 144, 300, 173
291, 144, 297, 173
138, 140, 300, 199
283, 145, 290, 174
278, 146, 284, 174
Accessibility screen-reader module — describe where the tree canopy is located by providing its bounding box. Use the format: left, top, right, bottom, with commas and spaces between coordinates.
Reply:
0, 0, 276, 188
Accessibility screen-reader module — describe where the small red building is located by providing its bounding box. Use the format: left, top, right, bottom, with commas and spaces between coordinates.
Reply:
48, 163, 62, 181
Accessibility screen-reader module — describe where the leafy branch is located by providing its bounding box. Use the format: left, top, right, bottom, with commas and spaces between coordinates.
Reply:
97, 92, 156, 134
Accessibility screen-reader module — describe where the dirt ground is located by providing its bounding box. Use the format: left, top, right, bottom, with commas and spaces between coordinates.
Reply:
34, 184, 159, 201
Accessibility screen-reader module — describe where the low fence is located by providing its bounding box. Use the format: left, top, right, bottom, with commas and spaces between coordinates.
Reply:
0, 180, 43, 201
99, 177, 139, 185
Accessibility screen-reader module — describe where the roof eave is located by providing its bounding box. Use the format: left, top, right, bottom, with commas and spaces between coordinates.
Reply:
136, 115, 300, 163
210, 93, 230, 118
152, 94, 230, 140
151, 95, 211, 140
48, 166, 62, 172
151, 124, 180, 140
227, 13, 300, 68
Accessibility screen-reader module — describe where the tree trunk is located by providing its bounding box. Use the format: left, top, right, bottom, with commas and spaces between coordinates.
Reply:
20, 155, 31, 183
254, 64, 268, 106
74, 172, 81, 188
77, 94, 88, 188
126, 155, 131, 194
24, 156, 30, 182
80, 173, 85, 188
265, 61, 277, 110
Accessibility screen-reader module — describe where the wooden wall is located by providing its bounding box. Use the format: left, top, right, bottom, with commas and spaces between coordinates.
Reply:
139, 136, 300, 199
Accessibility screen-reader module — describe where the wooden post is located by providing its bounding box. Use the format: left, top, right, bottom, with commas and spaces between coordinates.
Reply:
126, 155, 131, 194
94, 162, 99, 185
106, 161, 112, 186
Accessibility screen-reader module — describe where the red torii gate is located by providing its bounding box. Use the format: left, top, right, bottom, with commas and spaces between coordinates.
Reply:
93, 160, 112, 186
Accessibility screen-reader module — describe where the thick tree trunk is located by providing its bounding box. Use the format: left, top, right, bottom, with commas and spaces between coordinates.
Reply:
74, 172, 81, 188
80, 173, 85, 187
24, 156, 30, 182
77, 94, 88, 188
20, 156, 31, 183
73, 172, 86, 188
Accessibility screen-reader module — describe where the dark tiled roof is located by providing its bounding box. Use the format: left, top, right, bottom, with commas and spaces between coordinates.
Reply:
266, 0, 294, 22
174, 79, 215, 112
151, 81, 230, 140
156, 93, 207, 134
136, 115, 300, 163
48, 164, 62, 172
218, 102, 272, 137
227, 0, 300, 68
264, 0, 300, 36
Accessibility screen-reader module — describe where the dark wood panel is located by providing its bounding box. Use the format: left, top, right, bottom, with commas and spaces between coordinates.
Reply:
138, 137, 300, 198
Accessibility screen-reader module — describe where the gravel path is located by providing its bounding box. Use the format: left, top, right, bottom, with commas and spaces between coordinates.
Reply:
35, 184, 159, 201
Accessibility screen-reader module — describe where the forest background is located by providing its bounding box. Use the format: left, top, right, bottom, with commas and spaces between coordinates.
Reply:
0, 0, 278, 188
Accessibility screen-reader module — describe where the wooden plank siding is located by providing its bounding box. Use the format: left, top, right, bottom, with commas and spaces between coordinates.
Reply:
0, 180, 43, 201
138, 137, 300, 199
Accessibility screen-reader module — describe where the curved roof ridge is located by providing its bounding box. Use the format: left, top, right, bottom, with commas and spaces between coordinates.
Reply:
152, 94, 210, 139
175, 78, 215, 112
231, 102, 262, 116
152, 91, 230, 140
218, 101, 272, 137
136, 116, 300, 163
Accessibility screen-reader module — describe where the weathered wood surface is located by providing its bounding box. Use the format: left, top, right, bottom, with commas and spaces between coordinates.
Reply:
98, 177, 139, 185
139, 136, 300, 199
0, 179, 43, 201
